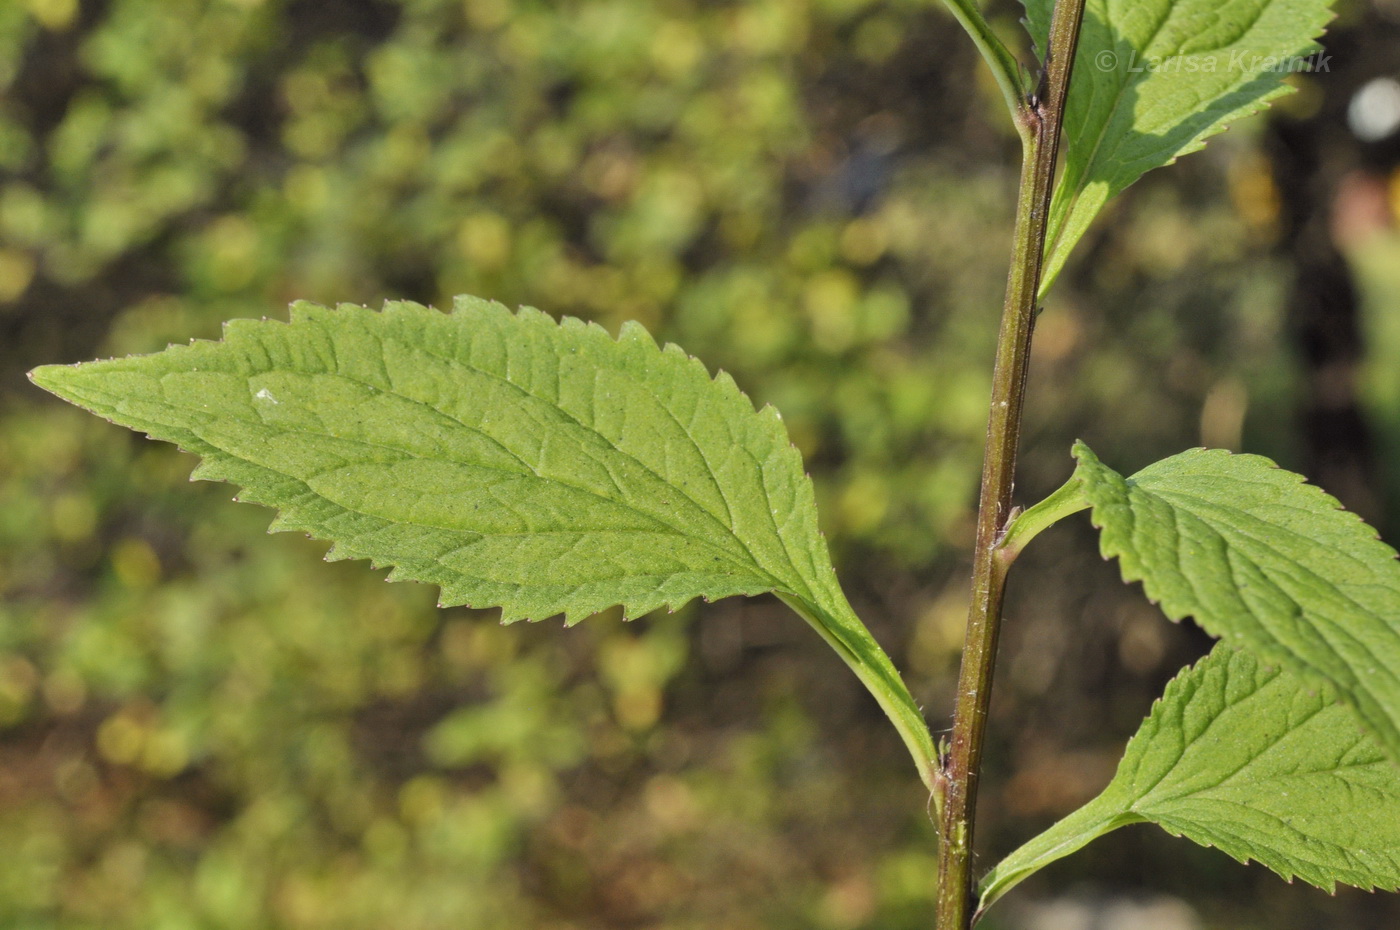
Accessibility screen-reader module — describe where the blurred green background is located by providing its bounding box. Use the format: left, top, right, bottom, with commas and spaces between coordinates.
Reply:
4, 0, 1400, 927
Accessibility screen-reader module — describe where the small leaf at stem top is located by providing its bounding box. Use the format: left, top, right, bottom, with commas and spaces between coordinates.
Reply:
1021, 0, 1335, 296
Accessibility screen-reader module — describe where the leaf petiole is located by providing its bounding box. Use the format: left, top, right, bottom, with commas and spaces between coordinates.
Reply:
997, 469, 1089, 559
939, 0, 1031, 131
778, 592, 938, 792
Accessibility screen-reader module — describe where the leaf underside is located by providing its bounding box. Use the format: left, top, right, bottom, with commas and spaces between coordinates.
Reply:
1074, 441, 1400, 766
979, 645, 1400, 914
29, 297, 935, 781
1022, 0, 1334, 295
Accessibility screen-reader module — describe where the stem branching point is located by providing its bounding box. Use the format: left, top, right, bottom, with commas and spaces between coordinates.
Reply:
934, 1, 1087, 926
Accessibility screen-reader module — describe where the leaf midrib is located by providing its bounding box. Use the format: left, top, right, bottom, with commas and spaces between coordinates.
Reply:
68, 357, 790, 591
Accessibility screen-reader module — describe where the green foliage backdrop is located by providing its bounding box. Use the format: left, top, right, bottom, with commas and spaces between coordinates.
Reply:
3, 0, 1400, 928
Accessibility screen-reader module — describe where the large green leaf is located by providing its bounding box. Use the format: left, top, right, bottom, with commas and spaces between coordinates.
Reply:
1074, 441, 1400, 764
30, 297, 934, 784
1022, 0, 1334, 295
979, 644, 1400, 915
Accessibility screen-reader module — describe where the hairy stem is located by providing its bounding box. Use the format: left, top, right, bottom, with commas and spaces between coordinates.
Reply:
935, 1, 1087, 928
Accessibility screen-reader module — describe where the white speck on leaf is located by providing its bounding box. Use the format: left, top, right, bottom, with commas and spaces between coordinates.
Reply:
255, 388, 278, 404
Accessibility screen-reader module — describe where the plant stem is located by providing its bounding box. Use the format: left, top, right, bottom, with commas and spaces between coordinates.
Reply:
934, 1, 1087, 928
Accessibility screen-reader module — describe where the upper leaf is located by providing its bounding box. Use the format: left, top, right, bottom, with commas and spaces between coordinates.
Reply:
30, 297, 934, 782
1022, 0, 1334, 295
979, 644, 1400, 915
1074, 441, 1400, 764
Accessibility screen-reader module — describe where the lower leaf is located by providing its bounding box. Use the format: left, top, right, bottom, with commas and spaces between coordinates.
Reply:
1074, 441, 1400, 766
978, 645, 1400, 919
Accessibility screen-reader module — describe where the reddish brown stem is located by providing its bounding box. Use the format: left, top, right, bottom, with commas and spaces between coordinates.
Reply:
933, 2, 1087, 927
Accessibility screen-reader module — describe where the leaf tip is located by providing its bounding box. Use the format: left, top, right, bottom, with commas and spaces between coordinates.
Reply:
28, 363, 87, 402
